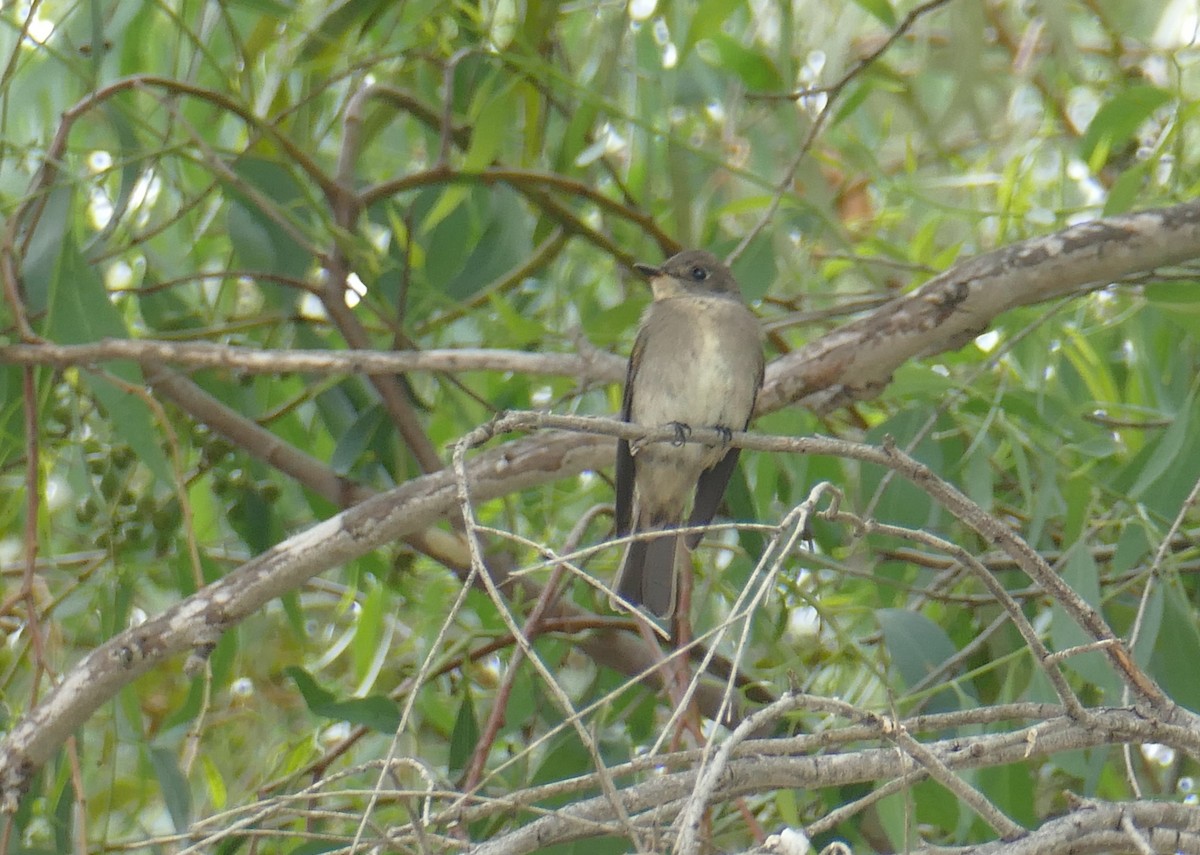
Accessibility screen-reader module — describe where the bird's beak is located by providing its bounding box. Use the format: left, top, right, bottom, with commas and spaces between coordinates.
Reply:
633, 261, 680, 299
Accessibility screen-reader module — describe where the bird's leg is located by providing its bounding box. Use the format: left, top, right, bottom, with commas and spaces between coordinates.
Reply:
713, 425, 733, 444
668, 421, 692, 447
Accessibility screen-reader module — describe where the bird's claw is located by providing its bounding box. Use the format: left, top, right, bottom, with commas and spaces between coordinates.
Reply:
714, 425, 733, 444
669, 421, 692, 446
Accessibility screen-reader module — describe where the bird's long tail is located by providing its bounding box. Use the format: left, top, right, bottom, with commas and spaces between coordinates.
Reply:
615, 526, 679, 618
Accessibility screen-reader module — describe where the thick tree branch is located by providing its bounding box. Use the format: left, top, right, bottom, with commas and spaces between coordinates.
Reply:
466, 703, 1200, 855
0, 426, 602, 811
5, 406, 1195, 813
4, 201, 1200, 427
761, 199, 1200, 412
914, 799, 1200, 855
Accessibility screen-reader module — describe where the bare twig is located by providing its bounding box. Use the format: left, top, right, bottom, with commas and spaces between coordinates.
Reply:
0, 338, 625, 382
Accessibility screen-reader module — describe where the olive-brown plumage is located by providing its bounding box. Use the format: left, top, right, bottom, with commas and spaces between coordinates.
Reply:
613, 249, 764, 617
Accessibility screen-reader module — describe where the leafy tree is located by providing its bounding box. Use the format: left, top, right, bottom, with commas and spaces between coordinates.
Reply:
2, 0, 1200, 853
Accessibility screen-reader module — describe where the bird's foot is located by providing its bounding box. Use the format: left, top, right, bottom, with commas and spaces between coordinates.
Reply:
669, 421, 692, 446
714, 425, 733, 444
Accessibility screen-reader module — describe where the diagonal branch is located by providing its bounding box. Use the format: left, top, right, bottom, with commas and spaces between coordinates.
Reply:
762, 199, 1200, 413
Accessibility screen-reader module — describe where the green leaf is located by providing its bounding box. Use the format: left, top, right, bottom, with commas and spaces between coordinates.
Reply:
210, 619, 240, 689
864, 410, 942, 531
877, 608, 971, 712
681, 0, 741, 56
288, 842, 342, 855
43, 204, 122, 344
227, 480, 277, 554
330, 404, 386, 475
729, 238, 776, 302
45, 230, 172, 484
1151, 580, 1200, 712
420, 184, 472, 237
912, 777, 958, 831
774, 789, 800, 827
1128, 390, 1193, 499
353, 583, 387, 685
486, 292, 545, 344
1080, 85, 1172, 168
874, 789, 910, 851
1130, 583, 1163, 669
160, 677, 207, 735
285, 667, 402, 733
149, 746, 193, 832
877, 608, 956, 686
224, 157, 315, 285
51, 767, 74, 855
1145, 280, 1200, 311
889, 363, 957, 398
21, 186, 74, 316
298, 0, 390, 61
977, 762, 1037, 827
1062, 474, 1091, 545
85, 374, 175, 485
1102, 160, 1151, 216
519, 0, 562, 45
444, 187, 531, 299
1112, 525, 1151, 576
1050, 547, 1118, 697
833, 78, 875, 124
962, 440, 994, 512
227, 0, 294, 15
448, 690, 480, 777
530, 730, 593, 804
724, 460, 763, 582
1060, 326, 1119, 409
97, 101, 148, 243
699, 34, 784, 91
215, 835, 249, 855
0, 390, 20, 503
850, 0, 896, 27
227, 202, 278, 269
464, 80, 517, 170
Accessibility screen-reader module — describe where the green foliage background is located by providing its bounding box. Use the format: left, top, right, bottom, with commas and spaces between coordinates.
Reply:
2, 0, 1200, 851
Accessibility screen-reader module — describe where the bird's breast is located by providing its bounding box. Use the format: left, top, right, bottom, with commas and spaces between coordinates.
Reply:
629, 297, 760, 435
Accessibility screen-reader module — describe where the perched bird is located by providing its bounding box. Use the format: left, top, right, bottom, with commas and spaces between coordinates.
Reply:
613, 249, 764, 617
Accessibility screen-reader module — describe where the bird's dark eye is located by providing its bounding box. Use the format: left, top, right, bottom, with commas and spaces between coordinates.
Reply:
690, 266, 709, 281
